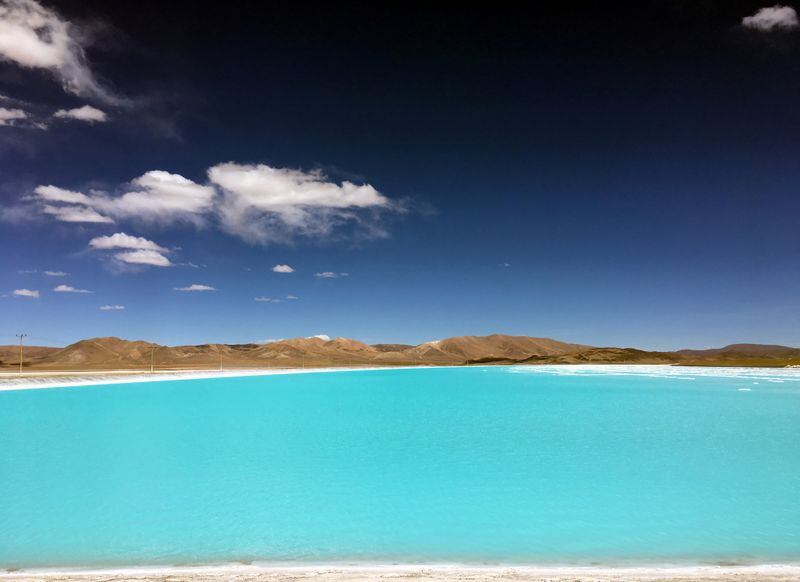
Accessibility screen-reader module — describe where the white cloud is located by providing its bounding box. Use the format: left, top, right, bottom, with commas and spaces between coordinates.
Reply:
209, 163, 393, 244
175, 284, 216, 291
742, 5, 799, 31
88, 233, 172, 268
115, 249, 171, 267
272, 264, 294, 273
0, 106, 28, 125
254, 296, 281, 303
13, 288, 39, 298
95, 171, 215, 226
34, 172, 214, 227
53, 284, 91, 293
315, 271, 348, 278
41, 204, 113, 223
35, 185, 91, 204
286, 295, 299, 300
89, 232, 167, 252
44, 270, 68, 276
0, 0, 120, 103
29, 162, 403, 245
54, 104, 107, 123
309, 334, 331, 341
99, 304, 125, 310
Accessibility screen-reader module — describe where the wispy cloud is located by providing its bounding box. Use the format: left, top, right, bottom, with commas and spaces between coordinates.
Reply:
742, 5, 799, 31
254, 296, 281, 303
315, 271, 348, 279
0, 0, 122, 103
35, 185, 92, 204
53, 284, 91, 293
210, 163, 397, 245
175, 284, 216, 292
42, 204, 113, 223
99, 304, 125, 310
54, 105, 107, 123
272, 264, 295, 273
0, 106, 29, 126
44, 270, 69, 276
286, 295, 299, 300
13, 288, 39, 298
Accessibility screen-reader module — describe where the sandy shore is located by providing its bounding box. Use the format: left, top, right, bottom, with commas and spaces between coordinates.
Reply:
3, 564, 800, 581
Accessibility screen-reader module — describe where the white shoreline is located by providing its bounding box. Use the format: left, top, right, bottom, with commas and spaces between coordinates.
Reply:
3, 563, 800, 581
2, 363, 799, 393
0, 365, 445, 392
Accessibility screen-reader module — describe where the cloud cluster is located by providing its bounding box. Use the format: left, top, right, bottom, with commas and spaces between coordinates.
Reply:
0, 97, 106, 130
209, 163, 394, 245
315, 271, 348, 279
28, 163, 399, 246
33, 171, 215, 226
742, 5, 799, 31
89, 232, 172, 266
272, 264, 294, 273
0, 0, 119, 103
13, 288, 39, 298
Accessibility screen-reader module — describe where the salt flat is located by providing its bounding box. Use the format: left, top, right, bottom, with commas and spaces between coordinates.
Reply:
3, 564, 800, 581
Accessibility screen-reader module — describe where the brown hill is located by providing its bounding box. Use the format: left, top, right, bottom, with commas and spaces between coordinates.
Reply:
6, 335, 800, 372
677, 344, 800, 358
408, 334, 588, 362
675, 344, 800, 367
11, 333, 588, 371
34, 337, 158, 369
520, 347, 680, 365
0, 345, 60, 367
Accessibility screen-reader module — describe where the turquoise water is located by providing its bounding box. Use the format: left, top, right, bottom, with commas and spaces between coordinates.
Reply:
1, 366, 799, 569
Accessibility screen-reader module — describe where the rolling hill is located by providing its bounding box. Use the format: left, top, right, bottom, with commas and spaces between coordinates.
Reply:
3, 335, 799, 372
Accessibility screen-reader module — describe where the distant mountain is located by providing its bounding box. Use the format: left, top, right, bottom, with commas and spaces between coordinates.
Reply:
520, 347, 679, 365
4, 335, 799, 372
674, 343, 800, 367
677, 344, 800, 357
411, 334, 589, 361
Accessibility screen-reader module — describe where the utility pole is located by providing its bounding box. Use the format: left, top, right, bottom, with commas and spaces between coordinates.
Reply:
16, 333, 27, 375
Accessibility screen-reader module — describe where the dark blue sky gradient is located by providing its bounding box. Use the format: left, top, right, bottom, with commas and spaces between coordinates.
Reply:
1, 2, 799, 348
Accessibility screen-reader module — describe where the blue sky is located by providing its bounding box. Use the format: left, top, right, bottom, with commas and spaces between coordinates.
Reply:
1, 2, 800, 349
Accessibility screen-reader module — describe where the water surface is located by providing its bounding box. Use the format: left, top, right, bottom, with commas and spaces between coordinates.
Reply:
1, 366, 798, 568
